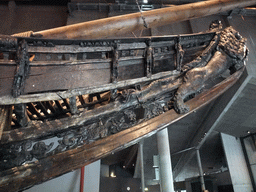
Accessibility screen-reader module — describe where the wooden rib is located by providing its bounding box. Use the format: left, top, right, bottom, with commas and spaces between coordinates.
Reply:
62, 99, 70, 111
0, 105, 12, 140
13, 104, 30, 127
54, 100, 65, 113
78, 95, 86, 107
36, 102, 49, 116
0, 68, 243, 192
44, 101, 56, 113
27, 103, 43, 119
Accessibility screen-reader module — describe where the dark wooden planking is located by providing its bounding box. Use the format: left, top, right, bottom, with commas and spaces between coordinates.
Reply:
0, 105, 12, 140
0, 38, 208, 97
118, 64, 145, 81
0, 62, 16, 98
29, 61, 111, 72
24, 68, 112, 94
153, 57, 175, 74
22, 51, 187, 94
28, 45, 112, 53
0, 59, 164, 95
0, 77, 14, 97
0, 68, 243, 192
0, 70, 180, 105
0, 64, 16, 79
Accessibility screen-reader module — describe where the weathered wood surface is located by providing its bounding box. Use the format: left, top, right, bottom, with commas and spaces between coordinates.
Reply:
0, 32, 213, 104
0, 70, 180, 105
0, 76, 182, 144
25, 0, 256, 39
0, 68, 244, 192
0, 106, 12, 140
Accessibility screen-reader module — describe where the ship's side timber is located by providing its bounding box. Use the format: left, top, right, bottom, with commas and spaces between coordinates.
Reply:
0, 77, 182, 145
0, 70, 179, 105
0, 32, 215, 104
0, 68, 244, 192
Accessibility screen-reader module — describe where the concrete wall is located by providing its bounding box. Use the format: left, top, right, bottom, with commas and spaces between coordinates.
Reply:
24, 169, 80, 192
215, 171, 233, 187
24, 160, 101, 192
221, 133, 253, 192
244, 136, 256, 186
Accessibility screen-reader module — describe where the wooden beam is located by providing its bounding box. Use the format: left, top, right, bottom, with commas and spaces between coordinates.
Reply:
23, 0, 256, 39
0, 105, 12, 140
0, 68, 243, 192
13, 104, 30, 127
0, 70, 179, 105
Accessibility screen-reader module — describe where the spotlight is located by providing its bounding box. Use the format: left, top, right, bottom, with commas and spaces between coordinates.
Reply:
110, 172, 116, 178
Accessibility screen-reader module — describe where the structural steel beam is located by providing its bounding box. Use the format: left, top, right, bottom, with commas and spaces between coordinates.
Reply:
27, 0, 256, 39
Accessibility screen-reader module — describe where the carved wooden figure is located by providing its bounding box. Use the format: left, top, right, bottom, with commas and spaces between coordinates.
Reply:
174, 26, 248, 113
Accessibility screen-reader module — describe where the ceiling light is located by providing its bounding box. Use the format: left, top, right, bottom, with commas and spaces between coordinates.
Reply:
110, 172, 116, 178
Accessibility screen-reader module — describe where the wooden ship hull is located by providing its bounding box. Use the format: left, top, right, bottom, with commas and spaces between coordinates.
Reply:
0, 32, 216, 141
0, 28, 247, 191
0, 0, 253, 190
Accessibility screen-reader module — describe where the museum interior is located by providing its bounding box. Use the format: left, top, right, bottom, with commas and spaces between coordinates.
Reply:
0, 0, 256, 192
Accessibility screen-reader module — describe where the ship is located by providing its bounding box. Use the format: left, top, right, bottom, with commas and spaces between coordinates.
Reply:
0, 0, 253, 191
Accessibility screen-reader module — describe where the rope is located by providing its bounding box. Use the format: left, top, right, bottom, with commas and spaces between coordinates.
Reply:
135, 0, 149, 28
